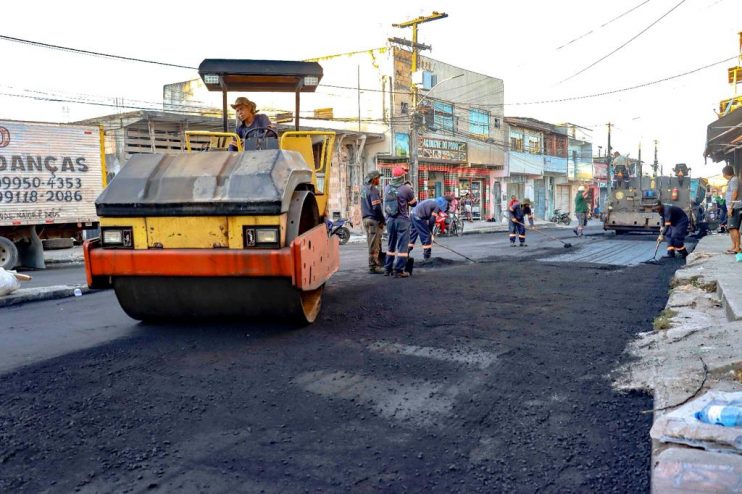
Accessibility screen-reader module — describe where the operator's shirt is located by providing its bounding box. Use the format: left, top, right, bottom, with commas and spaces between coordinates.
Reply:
229, 114, 273, 151
661, 205, 689, 227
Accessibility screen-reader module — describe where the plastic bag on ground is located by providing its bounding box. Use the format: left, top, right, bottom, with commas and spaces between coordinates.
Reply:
650, 389, 742, 454
0, 268, 21, 296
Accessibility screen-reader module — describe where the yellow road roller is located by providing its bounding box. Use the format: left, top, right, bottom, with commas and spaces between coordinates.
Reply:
84, 59, 339, 323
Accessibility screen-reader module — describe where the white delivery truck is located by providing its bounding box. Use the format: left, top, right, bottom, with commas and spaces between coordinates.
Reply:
0, 119, 106, 269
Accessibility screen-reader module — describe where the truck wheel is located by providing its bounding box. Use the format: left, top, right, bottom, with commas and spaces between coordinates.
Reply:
42, 238, 74, 250
0, 236, 19, 270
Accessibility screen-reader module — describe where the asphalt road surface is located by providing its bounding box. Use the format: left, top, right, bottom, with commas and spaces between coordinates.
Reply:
0, 229, 690, 493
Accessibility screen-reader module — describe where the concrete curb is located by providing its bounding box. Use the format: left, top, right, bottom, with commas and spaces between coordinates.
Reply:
0, 284, 92, 308
642, 234, 742, 493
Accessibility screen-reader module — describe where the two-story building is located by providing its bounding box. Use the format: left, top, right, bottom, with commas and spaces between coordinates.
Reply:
504, 117, 569, 220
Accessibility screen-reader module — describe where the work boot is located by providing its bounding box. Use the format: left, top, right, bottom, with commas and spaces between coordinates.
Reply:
384, 270, 393, 277
679, 249, 689, 259
368, 266, 384, 274
394, 271, 410, 278
510, 243, 516, 247
663, 251, 676, 259
572, 228, 578, 236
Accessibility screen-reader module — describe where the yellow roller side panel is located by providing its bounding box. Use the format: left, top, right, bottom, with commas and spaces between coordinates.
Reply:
146, 216, 228, 249
281, 136, 316, 173
99, 218, 148, 249
227, 215, 287, 249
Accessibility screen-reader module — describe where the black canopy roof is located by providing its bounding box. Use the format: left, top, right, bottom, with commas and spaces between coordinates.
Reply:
198, 59, 323, 93
705, 109, 742, 163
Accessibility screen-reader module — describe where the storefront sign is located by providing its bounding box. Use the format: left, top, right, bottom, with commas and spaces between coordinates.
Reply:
418, 136, 467, 162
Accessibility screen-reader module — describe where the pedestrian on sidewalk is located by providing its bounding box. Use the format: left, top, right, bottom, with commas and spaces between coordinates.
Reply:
383, 167, 416, 278
723, 165, 741, 253
714, 191, 728, 233
509, 198, 527, 247
573, 185, 589, 237
522, 198, 534, 226
653, 201, 689, 259
462, 193, 473, 222
360, 170, 385, 274
408, 196, 449, 260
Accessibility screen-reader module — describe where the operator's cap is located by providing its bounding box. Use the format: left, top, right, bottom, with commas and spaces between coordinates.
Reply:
365, 170, 381, 183
392, 167, 406, 177
231, 96, 257, 111
577, 185, 585, 192
521, 198, 531, 205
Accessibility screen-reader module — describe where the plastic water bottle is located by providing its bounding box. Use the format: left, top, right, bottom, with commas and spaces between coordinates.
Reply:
73, 288, 82, 297
695, 401, 742, 427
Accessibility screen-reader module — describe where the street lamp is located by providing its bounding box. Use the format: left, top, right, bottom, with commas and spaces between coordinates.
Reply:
409, 73, 464, 194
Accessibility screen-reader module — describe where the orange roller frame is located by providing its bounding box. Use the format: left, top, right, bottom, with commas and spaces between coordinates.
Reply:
84, 224, 339, 291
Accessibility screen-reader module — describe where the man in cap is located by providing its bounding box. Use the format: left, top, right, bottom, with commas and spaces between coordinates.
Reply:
229, 97, 273, 151
360, 170, 385, 274
573, 185, 589, 237
653, 201, 689, 259
383, 167, 416, 278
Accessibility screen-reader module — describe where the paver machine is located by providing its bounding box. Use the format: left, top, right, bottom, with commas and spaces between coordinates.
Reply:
84, 59, 338, 323
603, 163, 695, 235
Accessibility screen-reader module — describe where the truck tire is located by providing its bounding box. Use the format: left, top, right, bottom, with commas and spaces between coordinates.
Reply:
42, 237, 75, 250
0, 236, 19, 270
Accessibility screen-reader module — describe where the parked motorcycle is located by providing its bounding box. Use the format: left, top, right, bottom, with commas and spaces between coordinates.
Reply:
326, 217, 352, 245
431, 211, 464, 237
549, 209, 572, 225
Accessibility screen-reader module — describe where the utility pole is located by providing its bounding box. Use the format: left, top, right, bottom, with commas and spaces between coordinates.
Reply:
393, 12, 448, 194
653, 139, 659, 177
606, 123, 612, 200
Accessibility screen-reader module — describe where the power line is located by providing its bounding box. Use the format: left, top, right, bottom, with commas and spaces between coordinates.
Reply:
556, 0, 653, 51
482, 55, 737, 107
559, 0, 688, 84
0, 34, 197, 70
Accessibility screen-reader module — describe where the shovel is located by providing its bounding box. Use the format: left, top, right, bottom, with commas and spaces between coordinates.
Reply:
642, 235, 664, 265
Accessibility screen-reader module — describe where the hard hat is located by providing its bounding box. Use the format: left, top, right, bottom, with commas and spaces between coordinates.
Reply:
392, 167, 406, 177
365, 170, 381, 183
577, 185, 585, 192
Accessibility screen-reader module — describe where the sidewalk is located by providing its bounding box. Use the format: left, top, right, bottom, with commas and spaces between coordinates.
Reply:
0, 246, 87, 308
614, 233, 742, 492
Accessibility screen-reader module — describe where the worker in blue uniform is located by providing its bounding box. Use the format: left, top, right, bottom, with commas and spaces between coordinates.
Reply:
509, 199, 527, 247
383, 167, 417, 278
653, 201, 689, 258
408, 196, 449, 260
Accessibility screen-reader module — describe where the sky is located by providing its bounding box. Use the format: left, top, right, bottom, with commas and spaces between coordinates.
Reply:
1, 0, 740, 177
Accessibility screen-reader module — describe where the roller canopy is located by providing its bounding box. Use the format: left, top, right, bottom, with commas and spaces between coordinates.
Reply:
96, 150, 314, 217
198, 59, 323, 93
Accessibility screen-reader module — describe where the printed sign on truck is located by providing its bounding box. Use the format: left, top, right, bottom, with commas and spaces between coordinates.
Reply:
0, 120, 104, 227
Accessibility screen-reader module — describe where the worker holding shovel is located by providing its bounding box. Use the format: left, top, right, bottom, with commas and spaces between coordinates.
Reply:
509, 198, 527, 247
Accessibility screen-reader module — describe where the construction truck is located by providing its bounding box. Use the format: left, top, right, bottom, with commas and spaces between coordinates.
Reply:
0, 120, 106, 269
603, 163, 696, 234
84, 59, 338, 324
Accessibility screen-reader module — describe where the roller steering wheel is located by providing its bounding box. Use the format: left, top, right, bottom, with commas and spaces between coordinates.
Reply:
244, 127, 278, 139
242, 127, 278, 151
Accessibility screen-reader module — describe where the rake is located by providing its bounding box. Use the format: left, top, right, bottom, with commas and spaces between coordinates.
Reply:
512, 218, 573, 248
